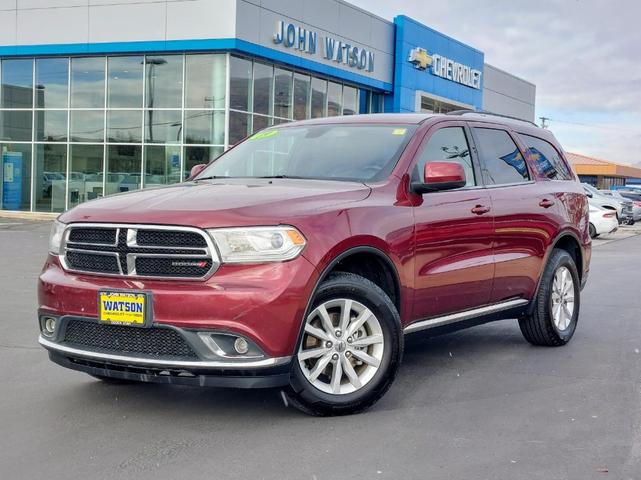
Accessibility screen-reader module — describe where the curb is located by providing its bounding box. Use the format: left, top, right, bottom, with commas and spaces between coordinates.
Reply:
0, 211, 58, 221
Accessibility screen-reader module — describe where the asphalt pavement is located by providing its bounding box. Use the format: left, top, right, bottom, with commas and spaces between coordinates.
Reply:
1, 219, 640, 480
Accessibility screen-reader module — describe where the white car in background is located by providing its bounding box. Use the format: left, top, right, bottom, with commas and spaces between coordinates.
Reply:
582, 183, 627, 222
589, 204, 618, 238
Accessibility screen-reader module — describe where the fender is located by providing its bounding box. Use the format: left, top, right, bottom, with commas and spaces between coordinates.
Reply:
291, 246, 403, 357
526, 229, 584, 315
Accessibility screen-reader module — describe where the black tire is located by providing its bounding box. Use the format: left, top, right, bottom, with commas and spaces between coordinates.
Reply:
589, 223, 597, 238
518, 249, 580, 346
285, 272, 403, 416
89, 374, 140, 385
629, 219, 635, 226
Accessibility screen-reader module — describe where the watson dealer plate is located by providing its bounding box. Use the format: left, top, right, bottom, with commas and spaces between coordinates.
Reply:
98, 291, 150, 326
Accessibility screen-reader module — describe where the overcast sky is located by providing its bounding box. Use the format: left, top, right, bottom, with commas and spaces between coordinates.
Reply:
349, 0, 641, 164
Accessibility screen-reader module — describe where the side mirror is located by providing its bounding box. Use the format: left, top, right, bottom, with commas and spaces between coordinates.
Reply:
585, 192, 593, 198
188, 163, 207, 180
412, 161, 466, 194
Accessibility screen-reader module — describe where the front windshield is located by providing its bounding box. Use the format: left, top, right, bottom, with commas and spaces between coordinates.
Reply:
196, 124, 417, 182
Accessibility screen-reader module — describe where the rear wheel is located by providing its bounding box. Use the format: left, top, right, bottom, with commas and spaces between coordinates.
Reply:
519, 249, 580, 346
285, 272, 403, 416
589, 223, 597, 238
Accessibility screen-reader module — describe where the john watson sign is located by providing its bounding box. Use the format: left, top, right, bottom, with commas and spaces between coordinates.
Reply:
273, 20, 375, 73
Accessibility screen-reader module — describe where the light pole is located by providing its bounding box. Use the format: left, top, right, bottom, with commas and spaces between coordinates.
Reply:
144, 58, 167, 143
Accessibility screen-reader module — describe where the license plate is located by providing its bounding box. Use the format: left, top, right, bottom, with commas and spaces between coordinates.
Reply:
98, 290, 149, 326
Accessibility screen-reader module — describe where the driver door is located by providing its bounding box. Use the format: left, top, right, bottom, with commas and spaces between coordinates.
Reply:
411, 122, 495, 320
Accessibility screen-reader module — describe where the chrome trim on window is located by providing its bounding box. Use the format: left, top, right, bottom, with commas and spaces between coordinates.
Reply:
39, 336, 291, 369
60, 222, 220, 280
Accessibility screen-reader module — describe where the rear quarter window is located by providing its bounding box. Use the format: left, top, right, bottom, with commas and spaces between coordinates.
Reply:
520, 134, 573, 181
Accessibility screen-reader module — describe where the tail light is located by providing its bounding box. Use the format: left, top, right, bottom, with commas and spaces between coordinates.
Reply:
604, 212, 616, 218
634, 201, 641, 207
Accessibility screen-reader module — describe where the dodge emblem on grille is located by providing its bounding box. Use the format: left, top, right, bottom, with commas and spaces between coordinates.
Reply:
171, 260, 208, 268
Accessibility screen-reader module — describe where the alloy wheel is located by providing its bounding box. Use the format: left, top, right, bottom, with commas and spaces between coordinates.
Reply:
298, 299, 385, 395
551, 266, 575, 331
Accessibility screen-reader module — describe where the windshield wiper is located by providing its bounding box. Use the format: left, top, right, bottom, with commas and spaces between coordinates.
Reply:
256, 175, 304, 179
194, 175, 229, 181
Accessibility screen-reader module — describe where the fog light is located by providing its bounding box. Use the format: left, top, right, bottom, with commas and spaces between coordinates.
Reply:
234, 337, 249, 355
42, 317, 57, 336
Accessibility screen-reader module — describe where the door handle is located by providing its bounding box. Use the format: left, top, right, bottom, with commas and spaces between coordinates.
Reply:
471, 205, 491, 215
539, 199, 555, 208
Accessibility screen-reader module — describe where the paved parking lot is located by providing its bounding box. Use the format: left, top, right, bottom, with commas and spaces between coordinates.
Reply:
1, 220, 640, 480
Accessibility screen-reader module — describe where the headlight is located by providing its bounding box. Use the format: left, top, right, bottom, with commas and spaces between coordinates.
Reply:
48, 220, 66, 255
208, 226, 306, 263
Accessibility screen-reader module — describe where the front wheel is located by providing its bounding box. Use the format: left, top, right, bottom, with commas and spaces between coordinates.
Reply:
285, 272, 403, 416
519, 249, 580, 346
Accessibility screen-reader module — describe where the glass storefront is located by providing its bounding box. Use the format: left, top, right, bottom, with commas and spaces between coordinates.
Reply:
0, 53, 381, 212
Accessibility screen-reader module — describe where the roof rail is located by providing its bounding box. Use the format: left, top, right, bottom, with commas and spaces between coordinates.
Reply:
445, 109, 539, 128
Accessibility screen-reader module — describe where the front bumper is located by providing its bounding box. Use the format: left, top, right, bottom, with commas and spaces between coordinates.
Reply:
39, 329, 293, 388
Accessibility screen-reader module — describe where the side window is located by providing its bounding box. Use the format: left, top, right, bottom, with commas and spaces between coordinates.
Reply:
520, 134, 572, 180
473, 128, 529, 185
415, 127, 475, 187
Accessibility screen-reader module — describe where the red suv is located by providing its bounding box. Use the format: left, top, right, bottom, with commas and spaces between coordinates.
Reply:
39, 112, 590, 416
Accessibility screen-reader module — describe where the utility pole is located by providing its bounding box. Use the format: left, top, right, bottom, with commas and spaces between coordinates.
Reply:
539, 116, 550, 129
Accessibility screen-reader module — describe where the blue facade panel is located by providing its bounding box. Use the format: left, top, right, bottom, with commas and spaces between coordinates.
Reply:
388, 15, 484, 113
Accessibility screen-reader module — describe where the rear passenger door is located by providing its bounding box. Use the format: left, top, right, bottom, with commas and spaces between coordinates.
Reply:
411, 122, 494, 320
469, 124, 558, 303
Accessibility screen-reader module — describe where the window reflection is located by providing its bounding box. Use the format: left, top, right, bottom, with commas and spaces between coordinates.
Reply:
108, 56, 143, 108
274, 68, 292, 119
185, 110, 224, 145
253, 62, 273, 116
145, 55, 182, 109
184, 146, 223, 180
71, 57, 105, 108
229, 56, 251, 111
107, 110, 142, 143
35, 143, 66, 212
327, 82, 342, 116
35, 110, 67, 142
35, 58, 68, 109
70, 110, 104, 142
311, 78, 327, 118
293, 73, 310, 120
145, 110, 181, 144
106, 145, 141, 195
68, 144, 104, 208
1, 143, 32, 211
0, 110, 32, 141
1, 59, 33, 109
145, 145, 181, 187
185, 54, 226, 109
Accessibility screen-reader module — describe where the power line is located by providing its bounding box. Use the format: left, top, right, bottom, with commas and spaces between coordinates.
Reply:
542, 117, 641, 135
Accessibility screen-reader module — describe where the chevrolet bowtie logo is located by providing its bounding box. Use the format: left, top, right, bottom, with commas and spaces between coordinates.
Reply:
408, 47, 432, 70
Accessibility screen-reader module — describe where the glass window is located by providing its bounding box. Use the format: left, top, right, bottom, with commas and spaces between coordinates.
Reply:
369, 92, 384, 113
145, 110, 181, 144
108, 56, 143, 108
228, 111, 249, 145
252, 114, 270, 134
184, 145, 223, 180
145, 55, 182, 108
521, 134, 572, 181
0, 110, 32, 141
106, 145, 141, 195
474, 128, 529, 185
327, 82, 342, 116
70, 57, 105, 108
229, 56, 251, 111
68, 144, 103, 207
107, 110, 142, 143
35, 110, 67, 142
185, 54, 226, 109
273, 68, 292, 119
1, 143, 32, 211
293, 73, 310, 121
184, 110, 224, 145
310, 78, 326, 118
35, 58, 68, 108
1, 59, 33, 108
252, 62, 273, 116
70, 110, 104, 142
342, 86, 357, 115
144, 145, 182, 187
415, 127, 475, 187
34, 143, 66, 212
198, 124, 416, 182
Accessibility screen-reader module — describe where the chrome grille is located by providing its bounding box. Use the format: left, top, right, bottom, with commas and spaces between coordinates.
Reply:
61, 224, 219, 279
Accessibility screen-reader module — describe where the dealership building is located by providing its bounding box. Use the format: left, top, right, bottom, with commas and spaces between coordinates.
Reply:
0, 0, 536, 214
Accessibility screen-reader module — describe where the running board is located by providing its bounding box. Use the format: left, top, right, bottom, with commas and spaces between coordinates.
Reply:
403, 299, 529, 334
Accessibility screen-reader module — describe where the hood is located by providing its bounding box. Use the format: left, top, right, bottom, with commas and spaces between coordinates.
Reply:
59, 178, 371, 228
